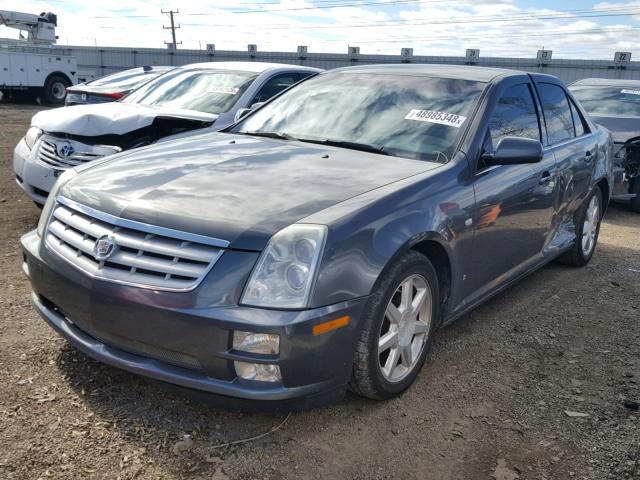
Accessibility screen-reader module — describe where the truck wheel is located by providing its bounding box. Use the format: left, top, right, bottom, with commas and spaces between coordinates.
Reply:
349, 250, 439, 400
558, 187, 603, 267
43, 75, 70, 105
629, 178, 640, 213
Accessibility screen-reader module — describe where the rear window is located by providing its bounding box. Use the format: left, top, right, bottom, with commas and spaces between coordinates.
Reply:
570, 86, 640, 116
87, 68, 170, 91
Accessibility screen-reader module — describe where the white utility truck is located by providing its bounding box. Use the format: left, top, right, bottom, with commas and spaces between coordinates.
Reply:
0, 10, 89, 104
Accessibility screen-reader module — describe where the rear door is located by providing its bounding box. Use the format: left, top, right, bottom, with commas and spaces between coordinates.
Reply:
533, 81, 596, 221
468, 78, 557, 296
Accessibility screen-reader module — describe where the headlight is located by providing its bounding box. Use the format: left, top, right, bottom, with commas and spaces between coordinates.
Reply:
36, 168, 78, 237
241, 224, 327, 309
24, 127, 43, 151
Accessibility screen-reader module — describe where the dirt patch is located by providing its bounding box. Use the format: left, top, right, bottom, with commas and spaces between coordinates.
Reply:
0, 104, 638, 479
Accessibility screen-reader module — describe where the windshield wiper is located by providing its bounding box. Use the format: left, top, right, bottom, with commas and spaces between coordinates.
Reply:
244, 131, 297, 141
296, 138, 391, 156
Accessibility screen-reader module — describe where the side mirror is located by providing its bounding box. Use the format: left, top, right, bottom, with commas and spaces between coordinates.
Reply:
234, 108, 252, 123
482, 136, 543, 166
233, 102, 266, 123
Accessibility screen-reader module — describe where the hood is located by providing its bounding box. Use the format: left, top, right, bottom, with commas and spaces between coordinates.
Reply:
591, 115, 640, 143
62, 133, 439, 251
32, 102, 218, 137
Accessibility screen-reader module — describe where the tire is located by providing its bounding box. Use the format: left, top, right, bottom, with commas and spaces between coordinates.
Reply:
43, 75, 70, 105
349, 250, 439, 400
558, 187, 603, 267
629, 177, 640, 213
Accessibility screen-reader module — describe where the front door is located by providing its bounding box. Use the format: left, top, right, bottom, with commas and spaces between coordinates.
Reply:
467, 81, 557, 297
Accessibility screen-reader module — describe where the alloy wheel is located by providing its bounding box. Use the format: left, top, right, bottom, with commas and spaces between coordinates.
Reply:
581, 194, 600, 256
378, 274, 432, 383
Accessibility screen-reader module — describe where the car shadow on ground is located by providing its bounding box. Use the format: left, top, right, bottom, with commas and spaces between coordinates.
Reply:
602, 202, 638, 227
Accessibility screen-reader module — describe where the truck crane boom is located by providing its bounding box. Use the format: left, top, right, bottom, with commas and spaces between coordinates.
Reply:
0, 10, 58, 45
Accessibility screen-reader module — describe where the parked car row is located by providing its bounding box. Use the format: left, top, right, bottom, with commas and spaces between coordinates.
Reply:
15, 62, 621, 409
569, 78, 640, 212
65, 66, 175, 106
14, 62, 321, 204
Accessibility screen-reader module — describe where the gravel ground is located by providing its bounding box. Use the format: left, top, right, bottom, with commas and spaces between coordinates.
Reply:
0, 103, 638, 480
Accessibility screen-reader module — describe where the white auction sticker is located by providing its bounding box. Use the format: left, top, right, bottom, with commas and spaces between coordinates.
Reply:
208, 86, 240, 95
405, 109, 467, 128
621, 89, 640, 96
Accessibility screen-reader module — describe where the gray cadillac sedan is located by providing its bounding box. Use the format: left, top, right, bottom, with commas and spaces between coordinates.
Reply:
21, 65, 613, 409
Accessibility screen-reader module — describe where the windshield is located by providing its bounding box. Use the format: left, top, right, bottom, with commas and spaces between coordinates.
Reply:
123, 69, 258, 115
232, 72, 485, 162
570, 86, 640, 117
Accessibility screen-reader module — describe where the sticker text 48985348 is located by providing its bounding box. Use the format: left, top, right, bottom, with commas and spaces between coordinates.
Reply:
405, 109, 467, 128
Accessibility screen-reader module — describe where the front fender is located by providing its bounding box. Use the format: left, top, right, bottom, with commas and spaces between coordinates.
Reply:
306, 156, 475, 309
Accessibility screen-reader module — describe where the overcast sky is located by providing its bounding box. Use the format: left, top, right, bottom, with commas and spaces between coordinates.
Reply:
1, 0, 639, 59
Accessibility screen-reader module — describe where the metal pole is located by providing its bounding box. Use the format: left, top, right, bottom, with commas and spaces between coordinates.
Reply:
162, 9, 181, 50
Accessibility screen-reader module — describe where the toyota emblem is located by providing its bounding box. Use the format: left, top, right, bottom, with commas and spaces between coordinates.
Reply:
57, 142, 75, 158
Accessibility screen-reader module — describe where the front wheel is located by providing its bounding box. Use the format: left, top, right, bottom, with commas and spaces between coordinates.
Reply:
43, 75, 70, 105
558, 187, 603, 267
349, 250, 439, 400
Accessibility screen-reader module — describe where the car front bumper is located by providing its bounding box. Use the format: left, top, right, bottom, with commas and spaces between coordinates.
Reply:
13, 138, 59, 205
21, 230, 367, 407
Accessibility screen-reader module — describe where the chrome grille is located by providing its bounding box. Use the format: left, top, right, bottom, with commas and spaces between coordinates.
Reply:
45, 198, 227, 291
37, 136, 121, 170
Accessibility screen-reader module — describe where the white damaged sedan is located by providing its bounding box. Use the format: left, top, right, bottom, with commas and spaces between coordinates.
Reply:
14, 61, 321, 204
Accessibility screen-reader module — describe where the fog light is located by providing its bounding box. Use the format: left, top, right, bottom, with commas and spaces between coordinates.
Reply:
234, 361, 282, 382
233, 331, 279, 355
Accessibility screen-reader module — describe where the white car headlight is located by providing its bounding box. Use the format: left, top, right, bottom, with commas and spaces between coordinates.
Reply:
241, 224, 327, 309
24, 127, 43, 151
37, 168, 78, 237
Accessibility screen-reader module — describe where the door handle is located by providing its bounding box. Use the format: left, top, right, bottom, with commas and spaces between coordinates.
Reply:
539, 171, 553, 184
584, 150, 594, 161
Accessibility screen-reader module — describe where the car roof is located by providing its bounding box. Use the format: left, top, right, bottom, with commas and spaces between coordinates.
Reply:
176, 61, 323, 73
570, 77, 640, 87
327, 64, 527, 83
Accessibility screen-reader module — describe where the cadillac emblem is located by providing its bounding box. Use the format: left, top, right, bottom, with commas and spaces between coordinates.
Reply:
93, 235, 117, 261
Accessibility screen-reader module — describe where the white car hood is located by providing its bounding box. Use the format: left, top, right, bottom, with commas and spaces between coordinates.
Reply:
31, 102, 218, 136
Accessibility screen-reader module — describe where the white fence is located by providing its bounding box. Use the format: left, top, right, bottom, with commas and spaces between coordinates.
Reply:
64, 45, 640, 83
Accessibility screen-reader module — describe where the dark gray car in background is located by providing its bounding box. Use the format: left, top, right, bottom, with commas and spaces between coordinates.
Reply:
21, 65, 613, 409
570, 78, 640, 212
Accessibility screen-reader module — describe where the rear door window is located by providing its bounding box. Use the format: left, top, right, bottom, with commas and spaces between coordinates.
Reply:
537, 83, 575, 144
568, 98, 588, 137
487, 83, 541, 149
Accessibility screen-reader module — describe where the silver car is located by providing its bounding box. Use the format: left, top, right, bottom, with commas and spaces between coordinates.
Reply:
14, 62, 322, 205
